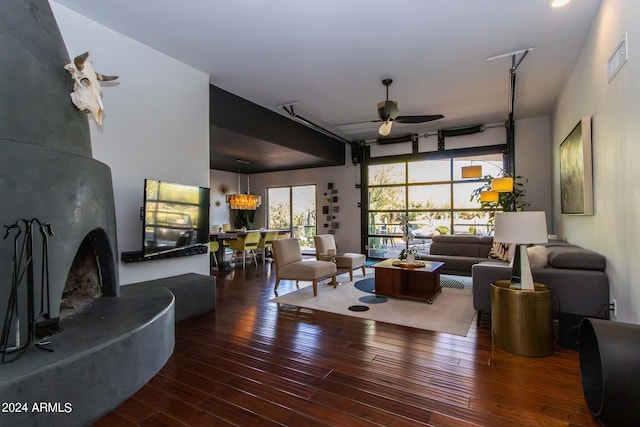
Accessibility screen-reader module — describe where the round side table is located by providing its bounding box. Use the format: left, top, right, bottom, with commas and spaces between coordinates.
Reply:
491, 280, 553, 357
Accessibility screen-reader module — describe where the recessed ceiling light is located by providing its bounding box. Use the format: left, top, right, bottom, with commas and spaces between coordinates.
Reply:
551, 0, 571, 8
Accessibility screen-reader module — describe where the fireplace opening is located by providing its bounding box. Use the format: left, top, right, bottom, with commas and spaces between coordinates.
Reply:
32, 228, 118, 340
60, 235, 103, 320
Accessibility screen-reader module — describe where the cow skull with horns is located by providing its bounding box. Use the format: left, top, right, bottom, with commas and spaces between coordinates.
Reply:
64, 52, 118, 126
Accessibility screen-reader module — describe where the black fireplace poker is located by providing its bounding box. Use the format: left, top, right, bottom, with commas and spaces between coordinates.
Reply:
1, 218, 55, 363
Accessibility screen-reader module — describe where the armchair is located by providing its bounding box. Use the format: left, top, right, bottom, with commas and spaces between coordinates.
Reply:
272, 238, 337, 296
315, 234, 366, 281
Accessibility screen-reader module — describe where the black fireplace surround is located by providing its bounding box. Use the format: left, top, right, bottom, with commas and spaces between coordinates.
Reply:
0, 1, 174, 426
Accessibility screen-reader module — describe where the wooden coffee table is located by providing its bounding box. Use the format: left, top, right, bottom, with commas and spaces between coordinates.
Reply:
372, 259, 445, 304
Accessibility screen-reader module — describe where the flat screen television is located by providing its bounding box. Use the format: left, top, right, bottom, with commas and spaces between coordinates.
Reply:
142, 179, 210, 255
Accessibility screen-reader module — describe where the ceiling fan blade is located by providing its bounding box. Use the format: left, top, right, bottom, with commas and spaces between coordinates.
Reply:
395, 114, 444, 124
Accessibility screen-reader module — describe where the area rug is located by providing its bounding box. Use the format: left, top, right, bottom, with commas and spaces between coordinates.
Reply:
270, 274, 475, 336
354, 275, 469, 292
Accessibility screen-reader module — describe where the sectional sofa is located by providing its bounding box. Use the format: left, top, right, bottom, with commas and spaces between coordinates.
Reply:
417, 235, 610, 324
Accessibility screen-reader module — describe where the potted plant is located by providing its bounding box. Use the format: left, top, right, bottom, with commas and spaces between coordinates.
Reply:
470, 172, 530, 223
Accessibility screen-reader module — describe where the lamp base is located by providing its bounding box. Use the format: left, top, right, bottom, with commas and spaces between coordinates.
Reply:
510, 244, 534, 290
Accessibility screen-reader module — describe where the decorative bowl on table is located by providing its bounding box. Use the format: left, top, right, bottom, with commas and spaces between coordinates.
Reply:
392, 260, 426, 268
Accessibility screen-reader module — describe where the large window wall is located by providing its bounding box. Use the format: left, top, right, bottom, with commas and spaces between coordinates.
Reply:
267, 185, 316, 251
366, 153, 504, 259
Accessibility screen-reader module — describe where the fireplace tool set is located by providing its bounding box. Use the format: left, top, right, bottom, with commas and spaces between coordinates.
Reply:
1, 218, 55, 363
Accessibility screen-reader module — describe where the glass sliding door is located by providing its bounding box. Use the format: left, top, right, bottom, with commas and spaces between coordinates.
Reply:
366, 153, 504, 259
267, 185, 316, 251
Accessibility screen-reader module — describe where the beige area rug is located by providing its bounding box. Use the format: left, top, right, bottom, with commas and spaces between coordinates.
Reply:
270, 274, 476, 336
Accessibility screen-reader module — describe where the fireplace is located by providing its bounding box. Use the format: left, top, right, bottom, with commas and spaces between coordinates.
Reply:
0, 0, 120, 350
0, 2, 174, 426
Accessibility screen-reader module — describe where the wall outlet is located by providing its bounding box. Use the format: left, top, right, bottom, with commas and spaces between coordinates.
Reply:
611, 298, 617, 319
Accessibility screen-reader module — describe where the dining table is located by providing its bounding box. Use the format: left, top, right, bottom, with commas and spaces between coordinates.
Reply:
210, 229, 289, 271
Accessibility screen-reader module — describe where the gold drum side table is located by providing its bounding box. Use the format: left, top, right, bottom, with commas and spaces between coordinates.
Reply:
491, 280, 553, 357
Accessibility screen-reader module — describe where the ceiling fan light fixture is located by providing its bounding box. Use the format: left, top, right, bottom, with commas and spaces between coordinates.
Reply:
378, 120, 393, 136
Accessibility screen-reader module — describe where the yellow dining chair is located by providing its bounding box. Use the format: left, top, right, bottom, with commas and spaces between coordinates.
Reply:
257, 231, 279, 265
209, 240, 219, 269
229, 231, 261, 269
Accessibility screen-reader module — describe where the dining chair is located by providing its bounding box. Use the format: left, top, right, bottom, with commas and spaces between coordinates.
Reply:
209, 240, 219, 268
229, 231, 261, 269
257, 231, 279, 264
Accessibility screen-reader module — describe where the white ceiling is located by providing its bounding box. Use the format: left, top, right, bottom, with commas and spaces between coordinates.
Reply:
55, 0, 601, 142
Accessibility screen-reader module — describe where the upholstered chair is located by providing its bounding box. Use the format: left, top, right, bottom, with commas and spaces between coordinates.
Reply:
272, 238, 337, 296
229, 231, 261, 269
314, 234, 366, 281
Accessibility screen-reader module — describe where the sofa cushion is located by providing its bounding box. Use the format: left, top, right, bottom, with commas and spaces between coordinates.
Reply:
546, 246, 606, 271
279, 260, 336, 280
527, 245, 548, 269
430, 235, 493, 257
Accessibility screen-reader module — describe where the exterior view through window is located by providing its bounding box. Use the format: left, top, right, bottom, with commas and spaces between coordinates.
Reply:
267, 185, 316, 252
366, 154, 503, 259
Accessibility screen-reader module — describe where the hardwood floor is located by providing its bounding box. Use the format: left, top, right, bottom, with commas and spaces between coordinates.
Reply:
95, 264, 601, 426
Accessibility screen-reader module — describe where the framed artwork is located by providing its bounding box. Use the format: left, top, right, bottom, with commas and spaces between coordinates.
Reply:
327, 182, 334, 190
333, 206, 339, 213
560, 116, 593, 215
322, 205, 329, 214
332, 196, 338, 203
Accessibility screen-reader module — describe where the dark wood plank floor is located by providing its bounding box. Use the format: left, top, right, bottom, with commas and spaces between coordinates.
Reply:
95, 263, 601, 426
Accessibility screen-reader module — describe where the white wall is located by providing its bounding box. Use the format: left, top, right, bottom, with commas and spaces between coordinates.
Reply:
209, 169, 239, 229
52, 3, 211, 285
211, 159, 362, 254
553, 0, 640, 322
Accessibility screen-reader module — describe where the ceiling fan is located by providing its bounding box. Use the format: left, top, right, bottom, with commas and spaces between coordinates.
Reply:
375, 79, 444, 136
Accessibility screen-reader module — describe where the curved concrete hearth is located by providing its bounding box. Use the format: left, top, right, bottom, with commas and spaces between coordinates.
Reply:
0, 285, 175, 427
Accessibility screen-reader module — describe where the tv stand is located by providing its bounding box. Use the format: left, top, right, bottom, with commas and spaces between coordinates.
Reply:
121, 244, 208, 263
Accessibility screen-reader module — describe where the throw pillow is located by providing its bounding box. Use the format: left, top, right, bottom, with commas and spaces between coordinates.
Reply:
489, 241, 511, 261
527, 245, 548, 269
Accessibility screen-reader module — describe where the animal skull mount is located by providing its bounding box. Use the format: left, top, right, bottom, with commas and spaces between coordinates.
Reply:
64, 52, 118, 126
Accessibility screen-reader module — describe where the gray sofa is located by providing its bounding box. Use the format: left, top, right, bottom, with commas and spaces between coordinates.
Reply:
472, 241, 609, 324
417, 234, 494, 276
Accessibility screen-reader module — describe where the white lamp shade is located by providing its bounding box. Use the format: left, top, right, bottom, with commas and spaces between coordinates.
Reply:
494, 212, 548, 244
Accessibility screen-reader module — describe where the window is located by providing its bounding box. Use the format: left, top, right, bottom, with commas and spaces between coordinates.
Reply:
267, 185, 316, 251
366, 154, 504, 258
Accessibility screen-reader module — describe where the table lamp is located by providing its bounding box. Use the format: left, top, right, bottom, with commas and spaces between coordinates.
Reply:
494, 211, 548, 290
